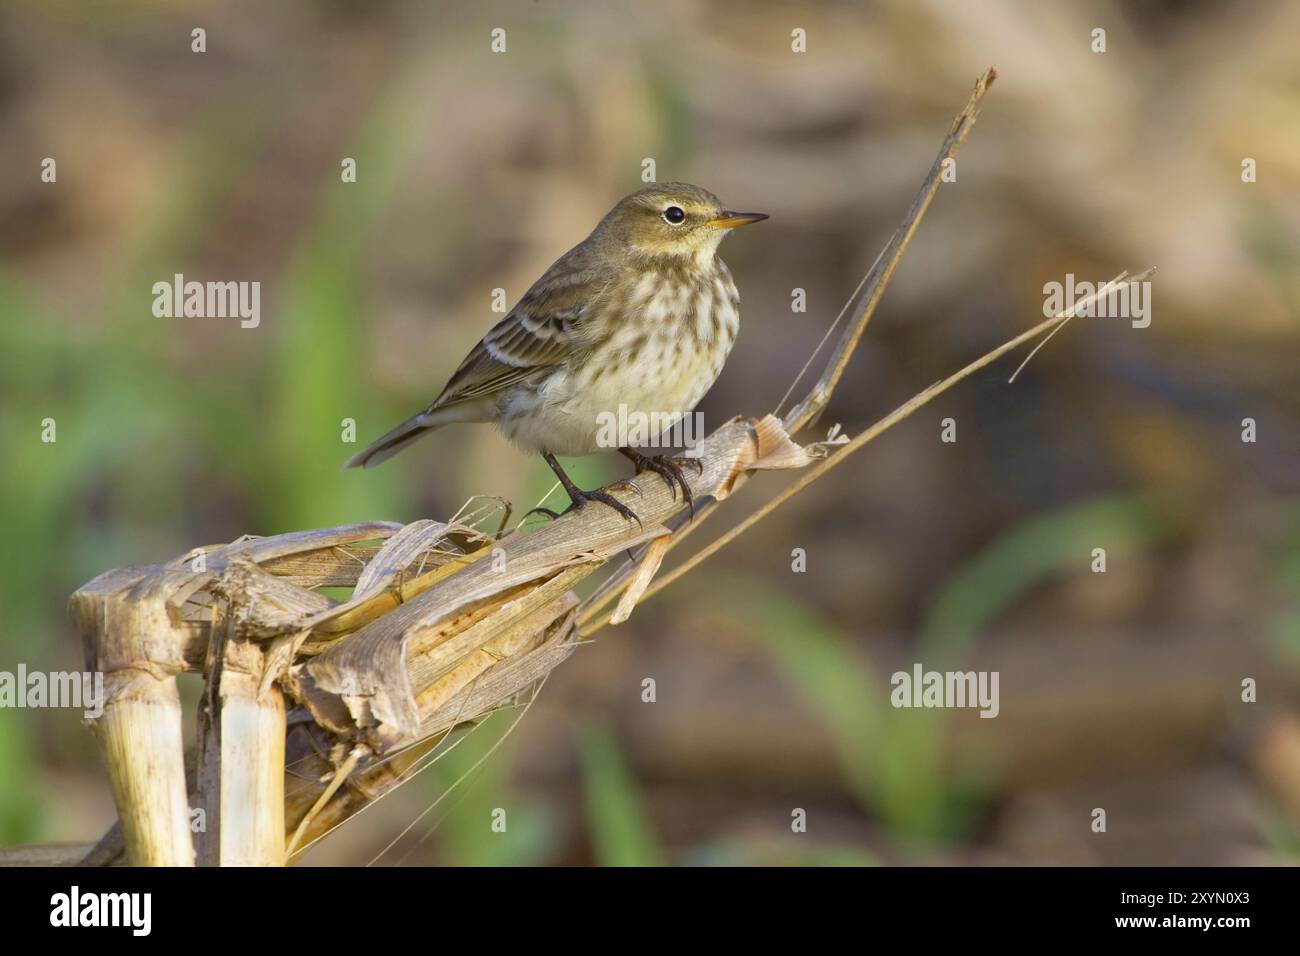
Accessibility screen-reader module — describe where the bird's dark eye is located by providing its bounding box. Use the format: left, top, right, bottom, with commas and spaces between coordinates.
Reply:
662, 205, 686, 225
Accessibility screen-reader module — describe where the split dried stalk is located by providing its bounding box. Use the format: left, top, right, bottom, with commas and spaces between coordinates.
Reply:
197, 596, 286, 866
70, 567, 196, 867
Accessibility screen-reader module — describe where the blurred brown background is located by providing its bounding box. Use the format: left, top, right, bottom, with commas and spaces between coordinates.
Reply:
1, 0, 1298, 865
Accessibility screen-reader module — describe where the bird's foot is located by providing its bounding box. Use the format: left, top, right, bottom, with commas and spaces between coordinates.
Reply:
530, 451, 644, 527
620, 450, 700, 518
524, 486, 643, 528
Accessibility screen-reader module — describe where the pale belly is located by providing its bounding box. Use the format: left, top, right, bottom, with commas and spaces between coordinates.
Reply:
497, 269, 740, 457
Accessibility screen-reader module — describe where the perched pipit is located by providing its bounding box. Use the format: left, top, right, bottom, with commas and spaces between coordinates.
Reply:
345, 182, 767, 523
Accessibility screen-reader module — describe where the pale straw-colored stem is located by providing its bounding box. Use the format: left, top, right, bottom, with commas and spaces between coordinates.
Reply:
95, 679, 195, 866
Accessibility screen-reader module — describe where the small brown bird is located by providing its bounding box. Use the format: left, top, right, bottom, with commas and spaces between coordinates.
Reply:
345, 182, 767, 522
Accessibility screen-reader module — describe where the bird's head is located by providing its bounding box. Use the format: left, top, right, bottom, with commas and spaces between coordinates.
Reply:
597, 182, 767, 267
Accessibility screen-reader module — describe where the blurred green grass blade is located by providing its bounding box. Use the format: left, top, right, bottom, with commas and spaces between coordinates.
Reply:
579, 721, 665, 867
410, 714, 554, 866
727, 582, 954, 841
920, 494, 1175, 657
105, 78, 283, 333
0, 714, 45, 843
0, 82, 282, 617
268, 76, 430, 528
743, 591, 885, 778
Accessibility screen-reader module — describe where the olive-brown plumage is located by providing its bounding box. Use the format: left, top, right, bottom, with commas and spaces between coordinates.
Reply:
345, 182, 766, 521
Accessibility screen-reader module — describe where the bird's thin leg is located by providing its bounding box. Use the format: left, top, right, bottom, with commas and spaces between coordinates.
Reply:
524, 452, 643, 527
619, 448, 697, 519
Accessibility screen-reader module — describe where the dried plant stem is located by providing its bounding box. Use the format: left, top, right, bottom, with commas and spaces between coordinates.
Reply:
196, 607, 287, 865
218, 685, 286, 865
781, 66, 998, 436
70, 566, 197, 866
581, 268, 1154, 636
94, 679, 195, 866
285, 745, 365, 858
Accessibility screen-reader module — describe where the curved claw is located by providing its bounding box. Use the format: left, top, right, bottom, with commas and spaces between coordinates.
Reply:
536, 450, 644, 527
621, 450, 698, 519
578, 489, 644, 528
524, 494, 642, 528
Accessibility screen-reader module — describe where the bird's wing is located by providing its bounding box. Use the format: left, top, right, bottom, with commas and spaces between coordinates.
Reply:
430, 249, 614, 408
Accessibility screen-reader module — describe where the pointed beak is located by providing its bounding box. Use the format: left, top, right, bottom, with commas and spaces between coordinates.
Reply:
706, 210, 769, 230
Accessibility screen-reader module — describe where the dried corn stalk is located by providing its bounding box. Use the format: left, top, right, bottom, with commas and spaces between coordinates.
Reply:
69, 416, 822, 865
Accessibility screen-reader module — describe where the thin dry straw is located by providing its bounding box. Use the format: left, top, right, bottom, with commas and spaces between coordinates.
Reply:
288, 670, 488, 860
772, 244, 886, 419
285, 746, 365, 858
1006, 271, 1154, 383
365, 673, 549, 866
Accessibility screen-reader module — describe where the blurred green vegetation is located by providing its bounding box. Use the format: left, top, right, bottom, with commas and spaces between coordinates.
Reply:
407, 716, 557, 867
580, 720, 666, 866
0, 80, 413, 842
733, 578, 979, 846
920, 494, 1177, 655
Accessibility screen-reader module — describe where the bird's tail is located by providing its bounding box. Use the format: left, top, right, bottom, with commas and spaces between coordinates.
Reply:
343, 401, 487, 469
